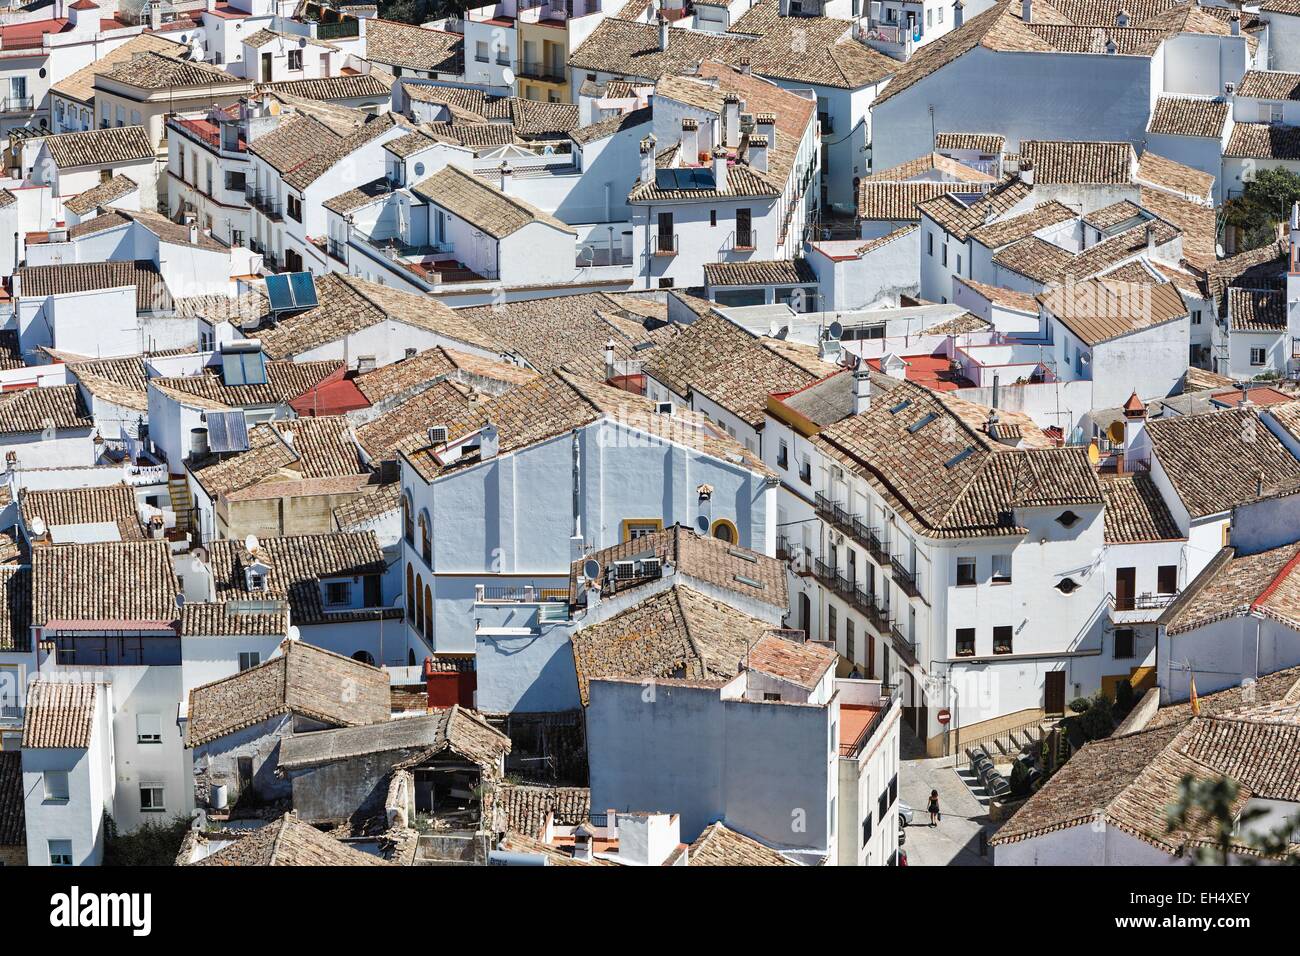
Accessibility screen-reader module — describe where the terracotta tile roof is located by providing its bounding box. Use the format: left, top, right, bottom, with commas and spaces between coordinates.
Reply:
495, 785, 591, 837
52, 33, 189, 103
1236, 70, 1300, 100
954, 276, 1040, 312
192, 813, 391, 866
176, 290, 270, 330
867, 151, 998, 184
1147, 95, 1229, 138
17, 260, 171, 313
189, 423, 296, 498
1135, 150, 1214, 199
814, 379, 1101, 539
0, 566, 31, 653
569, 106, 652, 146
1228, 287, 1286, 331
1019, 140, 1134, 185
243, 27, 337, 50
497, 829, 619, 864
180, 601, 290, 638
926, 311, 994, 334
935, 132, 1005, 153
355, 380, 474, 461
256, 70, 393, 104
1139, 186, 1216, 269
0, 385, 90, 435
991, 235, 1077, 281
1147, 664, 1300, 729
745, 633, 836, 689
689, 820, 797, 865
703, 258, 817, 287
254, 273, 501, 360
206, 531, 389, 625
363, 18, 462, 72
1225, 122, 1300, 160
0, 751, 22, 846
380, 130, 441, 160
969, 200, 1077, 248
919, 175, 1034, 241
1100, 473, 1183, 543
62, 174, 139, 216
152, 359, 341, 411
1041, 277, 1187, 344
186, 639, 390, 747
1262, 0, 1300, 14
1145, 406, 1300, 518
1205, 239, 1288, 313
1162, 540, 1300, 636
23, 680, 98, 748
353, 347, 534, 404
32, 540, 177, 627
19, 485, 144, 541
412, 164, 574, 239
249, 110, 409, 190
97, 50, 244, 90
643, 312, 836, 427
568, 523, 787, 610
454, 291, 675, 377
571, 584, 777, 705
277, 705, 509, 771
992, 701, 1300, 855
333, 483, 400, 530
858, 180, 989, 221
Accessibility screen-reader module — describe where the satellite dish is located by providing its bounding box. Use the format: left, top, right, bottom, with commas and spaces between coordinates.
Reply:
175, 593, 186, 609
29, 516, 46, 537
287, 625, 300, 642
583, 559, 601, 582
244, 533, 260, 554
298, 37, 308, 48
828, 320, 844, 340
695, 515, 710, 534
1107, 420, 1126, 443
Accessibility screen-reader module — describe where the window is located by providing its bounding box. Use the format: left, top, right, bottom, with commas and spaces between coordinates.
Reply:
419, 511, 431, 564
956, 556, 976, 587
226, 171, 246, 193
941, 243, 948, 266
709, 209, 717, 227
846, 620, 856, 662
927, 232, 934, 256
735, 208, 753, 248
799, 456, 812, 484
1157, 565, 1178, 595
287, 194, 302, 222
622, 519, 663, 541
763, 692, 782, 701
139, 784, 165, 813
710, 518, 737, 543
1192, 309, 1202, 325
44, 770, 69, 802
993, 626, 1013, 655
475, 40, 489, 62
991, 554, 1012, 584
658, 278, 674, 289
136, 712, 162, 744
862, 812, 873, 847
402, 494, 414, 545
1056, 577, 1079, 595
1056, 511, 1080, 528
828, 605, 838, 644
325, 581, 352, 606
239, 651, 261, 671
288, 49, 303, 71
777, 439, 789, 469
956, 627, 975, 656
1251, 347, 1266, 367
1114, 627, 1135, 660
48, 840, 73, 866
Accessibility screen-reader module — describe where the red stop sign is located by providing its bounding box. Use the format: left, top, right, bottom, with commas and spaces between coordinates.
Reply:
937, 708, 951, 725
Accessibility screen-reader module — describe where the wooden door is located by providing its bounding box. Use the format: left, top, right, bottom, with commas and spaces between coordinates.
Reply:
1044, 671, 1066, 715
1115, 567, 1136, 611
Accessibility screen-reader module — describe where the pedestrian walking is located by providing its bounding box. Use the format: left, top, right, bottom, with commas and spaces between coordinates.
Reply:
927, 789, 940, 827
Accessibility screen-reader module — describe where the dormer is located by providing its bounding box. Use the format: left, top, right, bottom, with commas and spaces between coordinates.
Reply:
244, 555, 272, 592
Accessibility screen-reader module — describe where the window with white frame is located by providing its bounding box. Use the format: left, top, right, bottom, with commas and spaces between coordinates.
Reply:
239, 651, 261, 671
139, 784, 165, 813
991, 554, 1012, 584
136, 713, 162, 744
1250, 347, 1266, 366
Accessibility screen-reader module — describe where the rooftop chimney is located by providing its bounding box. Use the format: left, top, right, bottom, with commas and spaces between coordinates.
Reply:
658, 13, 670, 52
499, 161, 512, 194
737, 58, 752, 75
573, 824, 594, 862
1019, 158, 1034, 186
723, 92, 741, 149
747, 134, 769, 173
479, 423, 499, 460
604, 339, 616, 380
1146, 221, 1157, 254
639, 135, 657, 186
712, 147, 729, 194
680, 117, 699, 163
1021, 0, 1032, 24
953, 0, 964, 28
853, 365, 871, 416
1230, 13, 1240, 35
189, 222, 199, 245
754, 112, 776, 152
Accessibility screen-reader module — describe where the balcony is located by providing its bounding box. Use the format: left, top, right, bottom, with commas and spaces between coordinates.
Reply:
864, 528, 890, 565
247, 187, 283, 221
890, 556, 922, 599
515, 59, 566, 82
0, 96, 33, 114
653, 233, 678, 257
327, 238, 348, 265
316, 18, 361, 40
776, 534, 792, 560
889, 622, 918, 668
814, 492, 890, 569
733, 229, 755, 251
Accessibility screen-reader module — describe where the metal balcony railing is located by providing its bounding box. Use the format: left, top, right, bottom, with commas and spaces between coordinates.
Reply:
653, 233, 678, 256
515, 59, 566, 81
0, 96, 33, 113
734, 229, 755, 251
890, 556, 922, 599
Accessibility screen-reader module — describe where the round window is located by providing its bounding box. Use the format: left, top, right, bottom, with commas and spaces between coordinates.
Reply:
413, 162, 425, 177
38, 67, 47, 78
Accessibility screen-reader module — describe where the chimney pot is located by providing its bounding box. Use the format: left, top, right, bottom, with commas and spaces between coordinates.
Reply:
852, 366, 871, 415
1021, 0, 1032, 23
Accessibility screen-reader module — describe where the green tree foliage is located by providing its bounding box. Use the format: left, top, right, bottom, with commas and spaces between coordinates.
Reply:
1166, 775, 1299, 865
103, 814, 192, 867
1224, 168, 1300, 252
1077, 692, 1115, 742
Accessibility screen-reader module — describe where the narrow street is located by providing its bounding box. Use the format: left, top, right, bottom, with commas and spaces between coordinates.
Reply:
898, 725, 997, 866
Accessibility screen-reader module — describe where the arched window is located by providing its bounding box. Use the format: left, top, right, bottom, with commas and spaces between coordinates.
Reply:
415, 573, 425, 633
423, 584, 433, 641
405, 564, 415, 617
402, 493, 414, 546
352, 650, 375, 665
419, 510, 431, 564
710, 518, 738, 544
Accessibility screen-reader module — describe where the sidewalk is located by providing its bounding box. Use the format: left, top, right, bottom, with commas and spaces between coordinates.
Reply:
898, 724, 996, 866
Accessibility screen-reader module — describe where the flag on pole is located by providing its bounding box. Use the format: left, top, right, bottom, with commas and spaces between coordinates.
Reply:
1189, 672, 1200, 716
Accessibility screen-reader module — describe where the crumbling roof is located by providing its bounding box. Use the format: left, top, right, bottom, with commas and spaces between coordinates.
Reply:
276, 705, 510, 771
495, 785, 591, 838
186, 640, 390, 747
192, 813, 391, 866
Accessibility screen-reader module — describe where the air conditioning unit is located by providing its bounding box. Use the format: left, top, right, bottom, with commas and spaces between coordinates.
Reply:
638, 557, 661, 577
428, 425, 449, 445
614, 560, 636, 580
